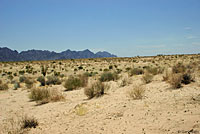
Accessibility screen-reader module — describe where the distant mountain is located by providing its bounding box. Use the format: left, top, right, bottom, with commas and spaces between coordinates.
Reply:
0, 47, 117, 62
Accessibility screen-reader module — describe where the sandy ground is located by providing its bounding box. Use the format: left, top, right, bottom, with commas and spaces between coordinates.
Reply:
1, 75, 200, 134
0, 56, 200, 134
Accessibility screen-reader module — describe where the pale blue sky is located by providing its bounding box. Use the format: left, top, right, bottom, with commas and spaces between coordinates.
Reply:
0, 0, 200, 56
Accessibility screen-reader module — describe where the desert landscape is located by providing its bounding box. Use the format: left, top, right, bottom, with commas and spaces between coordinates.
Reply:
0, 54, 200, 134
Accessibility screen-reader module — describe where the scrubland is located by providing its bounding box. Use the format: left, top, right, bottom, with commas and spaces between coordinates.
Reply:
0, 54, 200, 134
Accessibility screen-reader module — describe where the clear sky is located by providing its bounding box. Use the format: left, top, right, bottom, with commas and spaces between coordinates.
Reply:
0, 0, 200, 57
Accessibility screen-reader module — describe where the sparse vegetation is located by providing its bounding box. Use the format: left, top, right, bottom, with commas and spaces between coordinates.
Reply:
142, 73, 154, 84
129, 68, 144, 76
46, 76, 61, 85
168, 73, 182, 89
84, 81, 110, 99
99, 72, 118, 82
0, 81, 9, 91
29, 87, 64, 104
127, 85, 145, 100
64, 75, 88, 91
37, 76, 46, 86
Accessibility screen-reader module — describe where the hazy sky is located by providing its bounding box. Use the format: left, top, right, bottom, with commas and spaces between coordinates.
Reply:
0, 0, 200, 57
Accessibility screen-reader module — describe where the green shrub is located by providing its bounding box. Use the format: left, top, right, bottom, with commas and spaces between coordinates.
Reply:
22, 116, 38, 129
181, 73, 194, 85
64, 75, 88, 91
46, 76, 61, 85
129, 68, 144, 76
37, 76, 45, 86
84, 81, 110, 99
19, 76, 27, 83
99, 72, 118, 82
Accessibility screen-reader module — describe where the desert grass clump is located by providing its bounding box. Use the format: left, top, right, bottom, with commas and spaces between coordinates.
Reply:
46, 76, 61, 85
37, 76, 45, 86
172, 63, 186, 74
84, 81, 109, 99
168, 73, 182, 89
0, 82, 9, 91
127, 85, 145, 100
129, 68, 144, 76
142, 73, 154, 84
64, 75, 84, 91
99, 72, 118, 82
29, 87, 64, 104
120, 78, 129, 87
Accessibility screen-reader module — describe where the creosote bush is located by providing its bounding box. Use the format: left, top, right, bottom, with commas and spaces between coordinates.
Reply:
99, 72, 118, 82
64, 75, 88, 91
46, 76, 61, 85
22, 116, 38, 129
129, 68, 144, 76
37, 76, 45, 86
127, 85, 145, 100
84, 81, 110, 99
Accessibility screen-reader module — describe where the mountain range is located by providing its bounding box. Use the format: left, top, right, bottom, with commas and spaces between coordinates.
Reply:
0, 47, 117, 62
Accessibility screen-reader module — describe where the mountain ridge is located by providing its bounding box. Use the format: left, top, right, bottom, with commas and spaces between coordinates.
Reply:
0, 47, 117, 62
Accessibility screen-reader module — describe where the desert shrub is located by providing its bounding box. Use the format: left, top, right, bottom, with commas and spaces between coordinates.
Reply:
14, 82, 20, 90
46, 76, 61, 85
146, 67, 160, 75
172, 63, 186, 74
109, 65, 113, 70
127, 85, 145, 100
25, 78, 34, 89
22, 116, 38, 129
168, 73, 182, 89
29, 87, 50, 103
0, 83, 9, 91
99, 72, 118, 82
64, 75, 88, 91
29, 87, 64, 104
37, 76, 45, 86
163, 70, 170, 81
181, 72, 194, 85
19, 70, 25, 75
8, 75, 14, 81
142, 73, 153, 84
129, 68, 144, 76
84, 81, 110, 99
19, 76, 27, 83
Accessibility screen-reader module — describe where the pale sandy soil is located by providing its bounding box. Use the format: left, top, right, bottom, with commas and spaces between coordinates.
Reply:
0, 56, 200, 134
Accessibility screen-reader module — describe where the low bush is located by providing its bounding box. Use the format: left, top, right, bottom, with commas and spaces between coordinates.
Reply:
37, 76, 45, 86
84, 81, 110, 99
0, 83, 9, 91
29, 87, 64, 104
46, 76, 61, 85
129, 68, 144, 76
19, 76, 27, 83
22, 116, 38, 129
13, 82, 20, 90
64, 75, 88, 91
168, 73, 182, 89
99, 72, 118, 82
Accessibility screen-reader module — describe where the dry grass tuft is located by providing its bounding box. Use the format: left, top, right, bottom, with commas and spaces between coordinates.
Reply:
142, 73, 154, 84
29, 87, 65, 105
127, 85, 145, 100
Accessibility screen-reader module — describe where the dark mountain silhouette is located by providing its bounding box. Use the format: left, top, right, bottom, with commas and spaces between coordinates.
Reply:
0, 47, 117, 62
